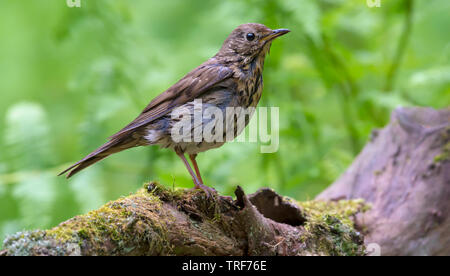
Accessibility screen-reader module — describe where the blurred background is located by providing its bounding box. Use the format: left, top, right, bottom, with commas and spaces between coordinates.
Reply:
0, 0, 449, 245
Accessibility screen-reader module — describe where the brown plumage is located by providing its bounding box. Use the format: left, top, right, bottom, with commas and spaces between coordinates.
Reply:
59, 23, 290, 195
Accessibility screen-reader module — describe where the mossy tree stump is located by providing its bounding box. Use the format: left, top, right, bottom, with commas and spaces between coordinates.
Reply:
1, 183, 366, 256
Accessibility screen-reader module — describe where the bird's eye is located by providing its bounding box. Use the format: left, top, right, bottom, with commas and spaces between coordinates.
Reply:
246, 33, 255, 41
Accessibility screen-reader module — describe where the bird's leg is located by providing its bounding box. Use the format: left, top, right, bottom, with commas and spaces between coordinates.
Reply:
176, 152, 201, 186
189, 154, 217, 195
176, 152, 216, 197
189, 154, 204, 184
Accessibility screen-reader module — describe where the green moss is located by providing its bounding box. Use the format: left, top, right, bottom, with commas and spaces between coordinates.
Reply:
77, 229, 89, 239
145, 181, 187, 201
298, 199, 368, 256
434, 141, 450, 163
3, 181, 369, 256
10, 185, 174, 255
299, 199, 369, 227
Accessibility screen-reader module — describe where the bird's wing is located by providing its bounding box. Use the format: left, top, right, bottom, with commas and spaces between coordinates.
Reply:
110, 63, 234, 140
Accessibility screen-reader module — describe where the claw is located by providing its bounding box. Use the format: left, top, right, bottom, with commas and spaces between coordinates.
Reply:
193, 183, 217, 198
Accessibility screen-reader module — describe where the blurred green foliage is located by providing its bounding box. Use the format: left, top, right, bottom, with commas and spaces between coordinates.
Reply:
0, 0, 449, 245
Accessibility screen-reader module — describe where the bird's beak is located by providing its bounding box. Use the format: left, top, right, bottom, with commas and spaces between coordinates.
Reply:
262, 28, 291, 41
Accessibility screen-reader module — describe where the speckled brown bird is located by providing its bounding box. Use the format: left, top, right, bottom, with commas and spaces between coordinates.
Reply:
59, 23, 290, 195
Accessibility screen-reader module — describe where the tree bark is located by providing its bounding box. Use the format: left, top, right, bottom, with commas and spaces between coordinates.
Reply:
318, 106, 450, 256
1, 106, 448, 256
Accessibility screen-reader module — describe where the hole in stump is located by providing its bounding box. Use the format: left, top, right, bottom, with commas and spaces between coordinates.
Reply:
248, 189, 306, 226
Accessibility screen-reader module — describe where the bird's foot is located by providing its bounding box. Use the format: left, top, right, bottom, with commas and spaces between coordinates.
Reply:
193, 183, 217, 198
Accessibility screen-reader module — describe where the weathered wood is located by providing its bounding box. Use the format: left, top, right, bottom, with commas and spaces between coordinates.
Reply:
318, 107, 450, 256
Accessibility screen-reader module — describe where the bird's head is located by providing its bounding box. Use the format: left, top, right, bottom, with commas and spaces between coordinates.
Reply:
217, 23, 290, 62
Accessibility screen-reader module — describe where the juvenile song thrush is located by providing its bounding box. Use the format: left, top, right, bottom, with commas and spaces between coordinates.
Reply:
59, 23, 290, 195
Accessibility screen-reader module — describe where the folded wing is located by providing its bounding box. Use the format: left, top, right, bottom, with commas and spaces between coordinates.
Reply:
110, 63, 234, 140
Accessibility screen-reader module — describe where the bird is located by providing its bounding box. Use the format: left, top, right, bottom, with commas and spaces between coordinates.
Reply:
59, 23, 290, 195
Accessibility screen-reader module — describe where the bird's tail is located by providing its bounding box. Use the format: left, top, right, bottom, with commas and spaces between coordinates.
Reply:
59, 138, 136, 178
